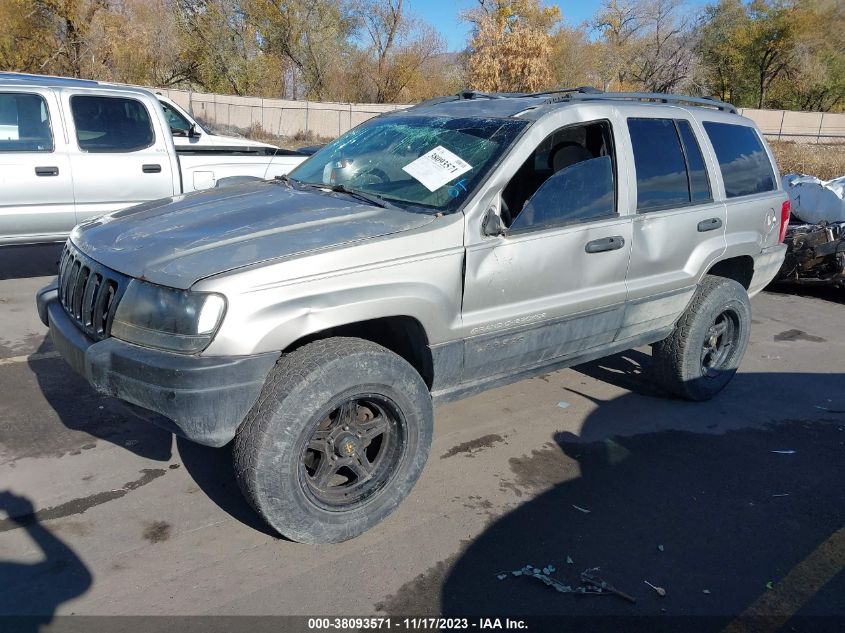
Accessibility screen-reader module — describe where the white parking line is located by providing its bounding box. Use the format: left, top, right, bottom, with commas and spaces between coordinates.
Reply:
0, 351, 61, 366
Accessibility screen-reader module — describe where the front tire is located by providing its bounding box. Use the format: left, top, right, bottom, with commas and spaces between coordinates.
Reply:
652, 276, 751, 401
233, 337, 433, 543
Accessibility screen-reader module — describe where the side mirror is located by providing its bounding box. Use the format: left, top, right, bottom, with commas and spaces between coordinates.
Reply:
482, 207, 506, 237
188, 123, 200, 138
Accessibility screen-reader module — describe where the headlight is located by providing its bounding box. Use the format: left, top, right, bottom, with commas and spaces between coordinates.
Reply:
111, 280, 226, 354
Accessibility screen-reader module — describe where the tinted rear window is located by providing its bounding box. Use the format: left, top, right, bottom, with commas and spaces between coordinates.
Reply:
628, 118, 693, 212
702, 121, 775, 198
71, 95, 154, 152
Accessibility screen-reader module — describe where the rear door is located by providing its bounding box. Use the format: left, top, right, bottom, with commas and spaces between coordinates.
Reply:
0, 88, 75, 244
63, 91, 177, 221
620, 112, 727, 339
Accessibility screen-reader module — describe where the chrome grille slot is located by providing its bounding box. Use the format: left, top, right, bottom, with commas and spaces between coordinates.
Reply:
57, 242, 129, 341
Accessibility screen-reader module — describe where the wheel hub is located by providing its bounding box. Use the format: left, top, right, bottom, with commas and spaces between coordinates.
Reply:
333, 432, 360, 458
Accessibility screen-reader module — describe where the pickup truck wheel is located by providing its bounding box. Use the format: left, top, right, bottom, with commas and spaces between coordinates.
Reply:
651, 276, 751, 401
232, 337, 432, 543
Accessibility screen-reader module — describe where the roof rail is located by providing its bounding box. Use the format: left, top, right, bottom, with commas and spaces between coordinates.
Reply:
0, 72, 100, 87
551, 91, 737, 113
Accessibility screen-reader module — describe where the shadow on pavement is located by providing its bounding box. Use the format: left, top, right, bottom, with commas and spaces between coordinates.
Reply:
379, 366, 845, 632
27, 335, 272, 535
0, 491, 92, 630
765, 282, 845, 305
0, 243, 64, 281
27, 337, 173, 462
177, 438, 277, 537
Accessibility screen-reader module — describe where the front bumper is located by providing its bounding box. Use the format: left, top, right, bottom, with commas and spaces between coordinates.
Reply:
37, 283, 277, 447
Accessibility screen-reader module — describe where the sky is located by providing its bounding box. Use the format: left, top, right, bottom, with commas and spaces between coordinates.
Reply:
403, 0, 710, 52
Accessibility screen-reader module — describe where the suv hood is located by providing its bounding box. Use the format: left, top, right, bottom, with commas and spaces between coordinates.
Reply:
71, 181, 435, 289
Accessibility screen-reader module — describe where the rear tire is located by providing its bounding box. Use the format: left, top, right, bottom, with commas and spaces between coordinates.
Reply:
652, 276, 751, 401
233, 337, 432, 544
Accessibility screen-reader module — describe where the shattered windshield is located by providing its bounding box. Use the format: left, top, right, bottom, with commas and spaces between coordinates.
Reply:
288, 115, 528, 214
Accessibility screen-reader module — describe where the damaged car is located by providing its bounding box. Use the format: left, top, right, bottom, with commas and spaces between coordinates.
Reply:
37, 89, 788, 543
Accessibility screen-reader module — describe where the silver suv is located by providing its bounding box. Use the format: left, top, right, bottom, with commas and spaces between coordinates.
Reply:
37, 89, 789, 543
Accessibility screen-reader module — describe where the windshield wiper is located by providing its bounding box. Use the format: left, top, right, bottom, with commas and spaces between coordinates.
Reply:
328, 184, 392, 209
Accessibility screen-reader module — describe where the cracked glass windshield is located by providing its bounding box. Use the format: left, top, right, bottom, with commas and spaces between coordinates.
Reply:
288, 115, 528, 214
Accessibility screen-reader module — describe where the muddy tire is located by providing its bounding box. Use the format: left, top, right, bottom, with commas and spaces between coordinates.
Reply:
652, 276, 751, 401
233, 337, 432, 544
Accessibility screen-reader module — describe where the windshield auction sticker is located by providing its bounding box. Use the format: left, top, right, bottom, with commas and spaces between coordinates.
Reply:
402, 145, 472, 192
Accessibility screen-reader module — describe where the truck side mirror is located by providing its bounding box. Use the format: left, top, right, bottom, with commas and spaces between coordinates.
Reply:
188, 123, 200, 138
482, 207, 506, 237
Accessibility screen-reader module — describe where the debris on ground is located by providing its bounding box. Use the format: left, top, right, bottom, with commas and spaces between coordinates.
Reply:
557, 401, 570, 409
657, 544, 665, 552
644, 580, 666, 596
774, 173, 845, 287
572, 504, 591, 513
771, 450, 796, 454
766, 581, 775, 590
775, 220, 845, 287
566, 555, 574, 565
703, 589, 711, 595
496, 565, 636, 603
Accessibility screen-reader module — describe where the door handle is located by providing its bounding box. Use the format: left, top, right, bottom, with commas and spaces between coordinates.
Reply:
35, 166, 59, 176
585, 235, 625, 253
142, 164, 162, 173
697, 217, 723, 232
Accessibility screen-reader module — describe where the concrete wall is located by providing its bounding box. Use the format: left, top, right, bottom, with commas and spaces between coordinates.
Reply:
157, 88, 407, 139
738, 108, 845, 143
156, 87, 845, 143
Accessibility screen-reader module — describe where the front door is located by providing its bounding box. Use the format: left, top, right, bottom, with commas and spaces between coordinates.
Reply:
461, 118, 632, 382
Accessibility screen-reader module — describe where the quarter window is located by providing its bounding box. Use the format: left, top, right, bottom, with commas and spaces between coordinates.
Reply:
628, 118, 707, 212
0, 93, 53, 152
703, 121, 776, 198
71, 95, 154, 152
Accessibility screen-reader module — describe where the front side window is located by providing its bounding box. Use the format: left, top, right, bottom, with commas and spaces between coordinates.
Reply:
289, 115, 527, 215
503, 120, 616, 231
0, 93, 53, 152
702, 121, 776, 198
71, 95, 154, 152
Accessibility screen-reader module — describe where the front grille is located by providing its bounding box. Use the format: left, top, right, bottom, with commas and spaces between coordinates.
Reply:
57, 242, 129, 341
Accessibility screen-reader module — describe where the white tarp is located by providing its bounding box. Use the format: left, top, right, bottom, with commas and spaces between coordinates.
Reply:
782, 173, 845, 224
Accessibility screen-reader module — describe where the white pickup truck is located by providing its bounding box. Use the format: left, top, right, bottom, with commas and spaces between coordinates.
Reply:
0, 73, 307, 245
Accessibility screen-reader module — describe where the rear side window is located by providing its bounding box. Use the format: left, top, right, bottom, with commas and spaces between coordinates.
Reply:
702, 121, 776, 198
0, 93, 53, 152
628, 119, 694, 212
71, 95, 154, 152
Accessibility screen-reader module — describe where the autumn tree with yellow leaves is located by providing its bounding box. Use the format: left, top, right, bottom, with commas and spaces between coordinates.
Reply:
463, 0, 560, 93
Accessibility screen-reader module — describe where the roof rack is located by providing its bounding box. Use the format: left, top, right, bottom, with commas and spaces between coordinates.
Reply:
548, 91, 737, 113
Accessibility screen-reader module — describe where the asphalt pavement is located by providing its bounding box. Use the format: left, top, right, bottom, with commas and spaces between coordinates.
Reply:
0, 244, 842, 632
